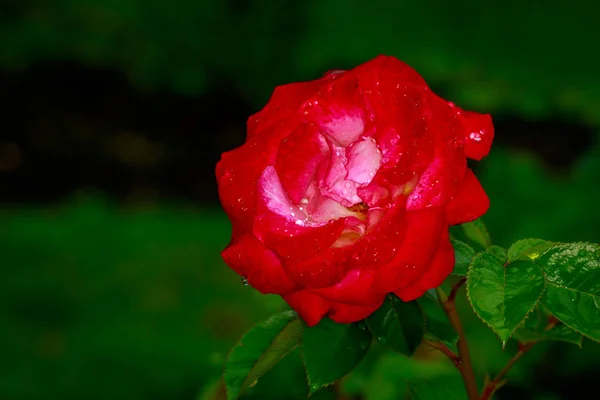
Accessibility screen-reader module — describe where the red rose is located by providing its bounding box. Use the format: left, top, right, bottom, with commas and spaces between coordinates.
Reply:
216, 55, 493, 326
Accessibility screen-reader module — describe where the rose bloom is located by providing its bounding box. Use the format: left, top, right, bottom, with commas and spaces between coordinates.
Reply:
216, 55, 493, 326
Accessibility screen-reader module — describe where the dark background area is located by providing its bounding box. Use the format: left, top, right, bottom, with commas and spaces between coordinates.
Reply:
1, 1, 599, 399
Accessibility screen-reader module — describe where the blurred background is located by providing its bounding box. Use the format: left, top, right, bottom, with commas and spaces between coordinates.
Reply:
1, 1, 599, 399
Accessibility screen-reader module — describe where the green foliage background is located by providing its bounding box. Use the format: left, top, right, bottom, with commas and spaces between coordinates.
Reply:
1, 0, 599, 399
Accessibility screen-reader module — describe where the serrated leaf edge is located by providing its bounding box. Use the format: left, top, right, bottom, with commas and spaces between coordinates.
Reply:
535, 242, 600, 344
508, 238, 559, 262
463, 218, 492, 248
542, 286, 600, 344
466, 252, 545, 345
466, 252, 501, 340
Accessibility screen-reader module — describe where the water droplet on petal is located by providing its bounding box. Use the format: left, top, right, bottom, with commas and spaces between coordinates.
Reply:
469, 131, 483, 142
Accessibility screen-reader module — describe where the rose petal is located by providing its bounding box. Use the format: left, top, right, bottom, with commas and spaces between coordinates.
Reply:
309, 195, 359, 224
299, 75, 366, 147
253, 205, 346, 264
312, 269, 383, 305
329, 302, 382, 324
248, 77, 331, 138
346, 137, 382, 185
281, 246, 353, 288
319, 141, 359, 206
256, 166, 309, 225
375, 208, 445, 293
216, 124, 291, 235
356, 56, 428, 126
275, 125, 329, 204
350, 199, 407, 268
445, 168, 490, 225
459, 111, 494, 161
394, 231, 454, 301
357, 181, 390, 207
406, 150, 466, 211
222, 234, 296, 295
283, 290, 331, 327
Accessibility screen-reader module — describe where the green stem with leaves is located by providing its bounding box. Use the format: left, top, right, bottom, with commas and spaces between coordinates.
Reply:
436, 279, 480, 400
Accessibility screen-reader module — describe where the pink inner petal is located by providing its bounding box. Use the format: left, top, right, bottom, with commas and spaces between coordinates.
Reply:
320, 142, 360, 206
258, 166, 310, 225
319, 138, 383, 207
346, 137, 382, 185
322, 112, 365, 146
310, 195, 359, 223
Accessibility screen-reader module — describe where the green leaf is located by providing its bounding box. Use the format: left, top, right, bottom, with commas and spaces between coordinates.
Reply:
303, 318, 372, 394
513, 307, 583, 347
467, 249, 545, 344
537, 242, 600, 342
366, 295, 425, 355
224, 311, 302, 400
451, 239, 476, 276
364, 354, 466, 400
487, 245, 508, 263
508, 239, 556, 262
461, 219, 491, 249
417, 292, 457, 346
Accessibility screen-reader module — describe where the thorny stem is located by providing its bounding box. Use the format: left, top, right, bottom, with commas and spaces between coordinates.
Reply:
436, 279, 480, 400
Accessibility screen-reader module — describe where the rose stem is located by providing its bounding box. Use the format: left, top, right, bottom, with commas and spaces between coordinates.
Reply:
480, 317, 557, 399
436, 279, 480, 400
479, 342, 535, 400
423, 340, 461, 368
